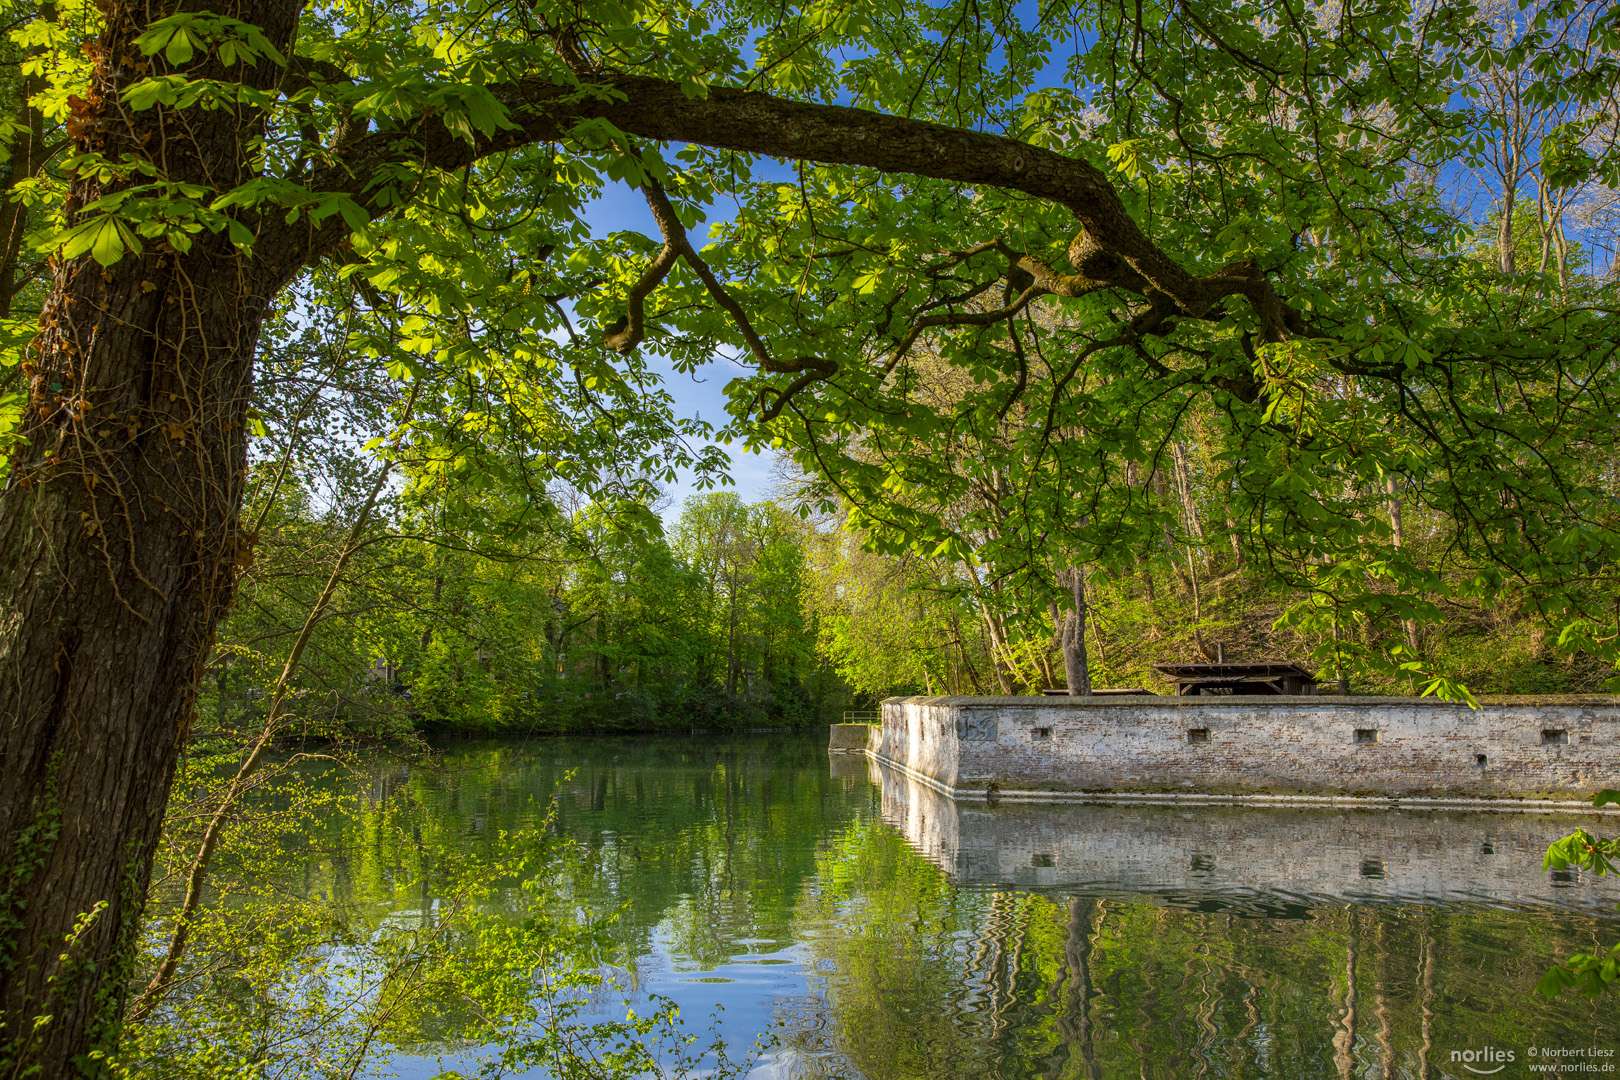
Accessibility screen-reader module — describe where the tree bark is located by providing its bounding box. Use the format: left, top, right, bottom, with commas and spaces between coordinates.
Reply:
977, 604, 1016, 695
1170, 439, 1207, 573
0, 0, 303, 1072
1497, 178, 1518, 274
1385, 474, 1419, 655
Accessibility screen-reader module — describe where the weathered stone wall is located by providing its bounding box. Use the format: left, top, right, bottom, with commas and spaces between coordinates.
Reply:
827, 723, 874, 751
873, 698, 963, 788
876, 694, 1620, 800
875, 760, 1620, 910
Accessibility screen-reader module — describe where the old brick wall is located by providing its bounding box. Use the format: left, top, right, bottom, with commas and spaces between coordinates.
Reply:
876, 695, 1620, 799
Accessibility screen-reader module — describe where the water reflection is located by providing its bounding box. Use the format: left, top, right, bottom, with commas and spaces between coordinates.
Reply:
872, 759, 1620, 913
275, 735, 1617, 1078
771, 757, 1620, 1079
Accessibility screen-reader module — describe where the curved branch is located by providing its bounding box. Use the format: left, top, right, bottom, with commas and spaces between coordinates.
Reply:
601, 238, 679, 353
301, 74, 1300, 330
883, 281, 1047, 375
615, 177, 838, 417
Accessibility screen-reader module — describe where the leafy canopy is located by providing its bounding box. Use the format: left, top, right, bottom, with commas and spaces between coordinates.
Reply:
8, 0, 1620, 687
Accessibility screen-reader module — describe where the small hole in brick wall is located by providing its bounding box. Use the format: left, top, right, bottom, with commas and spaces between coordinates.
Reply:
1190, 853, 1216, 873
1033, 727, 1053, 741
1355, 729, 1381, 744
1476, 753, 1488, 766
1032, 852, 1054, 867
1550, 868, 1577, 885
1187, 728, 1211, 744
1542, 729, 1568, 745
1360, 858, 1386, 879
1481, 842, 1494, 855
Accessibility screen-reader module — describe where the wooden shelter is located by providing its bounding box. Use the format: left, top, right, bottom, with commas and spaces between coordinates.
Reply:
1153, 662, 1318, 696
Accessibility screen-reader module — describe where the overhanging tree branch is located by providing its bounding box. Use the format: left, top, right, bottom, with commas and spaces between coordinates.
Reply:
297, 74, 1307, 339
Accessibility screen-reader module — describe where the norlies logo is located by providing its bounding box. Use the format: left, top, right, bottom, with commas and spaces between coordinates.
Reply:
1453, 1046, 1518, 1075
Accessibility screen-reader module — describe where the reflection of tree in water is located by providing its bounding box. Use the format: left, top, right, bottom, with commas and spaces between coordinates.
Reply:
1334, 913, 1358, 1080
782, 824, 1620, 1080
1046, 898, 1101, 1080
231, 740, 1619, 1076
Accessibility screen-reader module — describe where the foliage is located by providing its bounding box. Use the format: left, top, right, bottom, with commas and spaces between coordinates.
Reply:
805, 525, 985, 700
1537, 789, 1620, 999
124, 751, 760, 1079
1, 0, 1616, 699
0, 0, 1613, 700
211, 472, 844, 734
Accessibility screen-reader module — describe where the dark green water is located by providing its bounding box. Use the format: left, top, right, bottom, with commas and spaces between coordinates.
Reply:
279, 732, 1620, 1079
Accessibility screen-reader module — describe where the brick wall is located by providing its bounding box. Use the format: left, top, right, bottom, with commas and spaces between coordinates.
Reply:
875, 694, 1620, 800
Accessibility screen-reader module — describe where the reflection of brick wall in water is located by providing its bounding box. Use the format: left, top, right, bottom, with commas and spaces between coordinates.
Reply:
878, 695, 1620, 798
875, 763, 1620, 911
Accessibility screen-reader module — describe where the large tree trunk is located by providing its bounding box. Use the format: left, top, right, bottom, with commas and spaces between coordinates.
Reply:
0, 0, 300, 1072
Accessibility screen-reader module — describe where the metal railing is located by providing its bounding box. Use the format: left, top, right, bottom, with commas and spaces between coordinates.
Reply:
841, 710, 880, 725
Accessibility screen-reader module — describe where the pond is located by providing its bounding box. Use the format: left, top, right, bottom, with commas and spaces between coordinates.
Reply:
268, 731, 1620, 1079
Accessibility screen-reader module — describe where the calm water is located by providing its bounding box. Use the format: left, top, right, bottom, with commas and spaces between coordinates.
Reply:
283, 732, 1620, 1079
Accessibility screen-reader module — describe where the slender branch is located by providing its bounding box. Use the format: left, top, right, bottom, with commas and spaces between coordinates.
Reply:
600, 240, 679, 353
883, 281, 1046, 375
604, 176, 837, 419
129, 390, 418, 1021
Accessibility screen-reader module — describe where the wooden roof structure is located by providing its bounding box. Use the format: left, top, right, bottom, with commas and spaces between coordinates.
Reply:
1152, 662, 1319, 696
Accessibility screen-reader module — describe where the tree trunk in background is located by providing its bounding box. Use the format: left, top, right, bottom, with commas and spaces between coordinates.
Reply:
422, 572, 444, 650
949, 612, 987, 694
0, 19, 50, 320
978, 605, 1015, 694
1126, 462, 1158, 600
0, 0, 303, 1072
1497, 155, 1518, 274
1537, 185, 1553, 275
1385, 475, 1419, 655
1333, 616, 1351, 695
1553, 209, 1569, 297
1224, 509, 1243, 568
1170, 440, 1207, 572
1051, 566, 1091, 696
725, 571, 739, 696
1151, 467, 1193, 595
